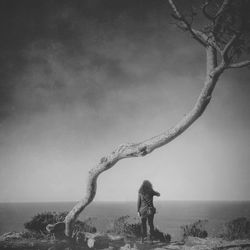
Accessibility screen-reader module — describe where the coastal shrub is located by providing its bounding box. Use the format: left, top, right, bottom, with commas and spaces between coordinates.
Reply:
153, 228, 171, 243
24, 211, 96, 235
24, 211, 61, 234
181, 220, 208, 239
74, 217, 97, 234
124, 221, 141, 238
107, 215, 141, 237
107, 215, 171, 242
219, 217, 250, 240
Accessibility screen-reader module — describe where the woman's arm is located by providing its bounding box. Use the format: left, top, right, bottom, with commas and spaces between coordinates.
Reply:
137, 194, 141, 214
153, 190, 160, 197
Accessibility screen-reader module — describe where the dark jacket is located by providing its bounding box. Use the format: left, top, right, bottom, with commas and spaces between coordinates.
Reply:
137, 190, 160, 218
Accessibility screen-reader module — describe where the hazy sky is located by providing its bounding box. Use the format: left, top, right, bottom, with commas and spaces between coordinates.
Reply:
0, 0, 249, 202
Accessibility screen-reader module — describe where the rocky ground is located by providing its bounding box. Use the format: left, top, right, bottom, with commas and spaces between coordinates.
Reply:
1, 231, 250, 250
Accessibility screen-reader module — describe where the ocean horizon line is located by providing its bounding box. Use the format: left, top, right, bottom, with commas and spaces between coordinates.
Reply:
1, 199, 250, 204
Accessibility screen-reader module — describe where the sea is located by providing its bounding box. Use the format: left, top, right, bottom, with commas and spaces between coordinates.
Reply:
0, 201, 250, 240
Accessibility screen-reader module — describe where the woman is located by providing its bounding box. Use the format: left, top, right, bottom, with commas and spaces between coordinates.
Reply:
137, 180, 160, 242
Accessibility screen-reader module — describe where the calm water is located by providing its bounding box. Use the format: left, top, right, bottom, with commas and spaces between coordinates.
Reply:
0, 201, 249, 240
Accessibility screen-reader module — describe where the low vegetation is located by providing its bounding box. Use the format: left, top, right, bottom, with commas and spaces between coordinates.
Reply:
1, 214, 250, 250
107, 215, 141, 237
219, 217, 250, 240
181, 220, 208, 240
24, 211, 96, 237
22, 213, 250, 244
107, 215, 171, 242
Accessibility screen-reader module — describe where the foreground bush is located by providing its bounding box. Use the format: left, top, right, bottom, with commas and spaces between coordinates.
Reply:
219, 217, 250, 240
24, 211, 96, 235
107, 215, 171, 242
181, 220, 208, 239
153, 228, 171, 243
74, 217, 97, 234
24, 211, 63, 234
107, 215, 141, 237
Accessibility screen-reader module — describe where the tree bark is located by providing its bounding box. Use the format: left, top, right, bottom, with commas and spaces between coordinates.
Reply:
63, 45, 226, 237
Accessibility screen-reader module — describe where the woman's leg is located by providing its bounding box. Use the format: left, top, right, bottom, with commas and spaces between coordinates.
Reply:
147, 214, 155, 239
141, 217, 147, 240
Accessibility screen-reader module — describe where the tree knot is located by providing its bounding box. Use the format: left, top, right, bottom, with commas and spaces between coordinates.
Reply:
139, 146, 148, 156
100, 157, 108, 164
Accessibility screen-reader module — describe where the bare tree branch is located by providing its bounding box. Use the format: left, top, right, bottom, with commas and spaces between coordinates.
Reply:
222, 34, 238, 56
168, 0, 207, 47
202, 0, 232, 22
221, 33, 241, 64
202, 0, 215, 21
213, 0, 233, 42
200, 32, 222, 53
168, 0, 222, 53
227, 60, 250, 69
215, 0, 232, 19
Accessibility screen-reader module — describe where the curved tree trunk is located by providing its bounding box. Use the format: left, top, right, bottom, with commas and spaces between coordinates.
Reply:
62, 0, 250, 238
63, 46, 226, 237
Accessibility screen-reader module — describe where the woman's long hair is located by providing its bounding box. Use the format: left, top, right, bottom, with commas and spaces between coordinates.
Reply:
139, 180, 153, 195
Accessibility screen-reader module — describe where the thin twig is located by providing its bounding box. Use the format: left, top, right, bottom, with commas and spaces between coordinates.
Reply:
202, 0, 215, 21
168, 0, 207, 47
227, 60, 250, 69
222, 33, 241, 63
215, 0, 232, 18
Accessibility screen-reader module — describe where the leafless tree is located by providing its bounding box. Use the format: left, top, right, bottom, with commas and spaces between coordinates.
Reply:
50, 0, 250, 238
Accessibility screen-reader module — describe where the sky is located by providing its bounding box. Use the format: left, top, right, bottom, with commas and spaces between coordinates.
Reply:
0, 0, 249, 202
